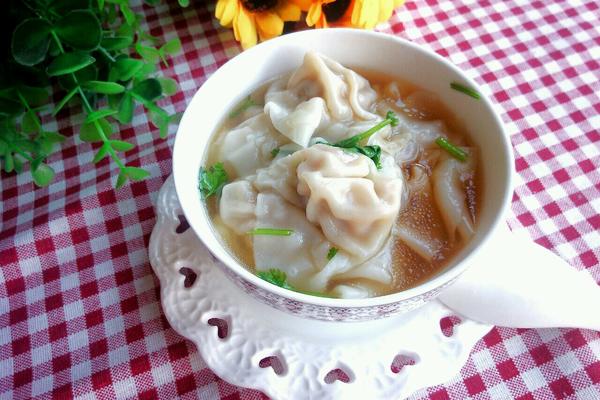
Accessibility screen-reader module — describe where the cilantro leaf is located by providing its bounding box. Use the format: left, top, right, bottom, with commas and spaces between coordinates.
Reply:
257, 268, 334, 298
198, 162, 228, 199
319, 111, 395, 170
327, 247, 338, 261
257, 268, 294, 290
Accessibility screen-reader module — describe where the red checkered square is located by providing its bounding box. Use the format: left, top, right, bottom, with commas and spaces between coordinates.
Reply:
1, 0, 598, 399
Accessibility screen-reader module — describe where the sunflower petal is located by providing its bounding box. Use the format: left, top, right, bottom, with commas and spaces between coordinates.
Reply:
378, 0, 395, 22
306, 3, 322, 27
277, 2, 302, 22
290, 0, 312, 11
216, 0, 238, 27
255, 11, 284, 37
362, 0, 380, 28
234, 7, 258, 49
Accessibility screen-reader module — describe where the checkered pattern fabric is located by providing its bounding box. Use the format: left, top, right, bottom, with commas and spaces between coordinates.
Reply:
1, 0, 599, 398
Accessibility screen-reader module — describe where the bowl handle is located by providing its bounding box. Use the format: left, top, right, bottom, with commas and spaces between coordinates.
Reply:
439, 223, 600, 331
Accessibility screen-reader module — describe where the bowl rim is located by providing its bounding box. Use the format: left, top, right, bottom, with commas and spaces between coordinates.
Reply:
173, 28, 514, 308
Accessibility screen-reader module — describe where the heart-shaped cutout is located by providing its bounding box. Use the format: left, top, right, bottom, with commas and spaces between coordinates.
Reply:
259, 355, 286, 375
390, 354, 417, 373
324, 368, 352, 384
207, 317, 229, 339
175, 214, 190, 234
178, 267, 198, 288
440, 315, 462, 337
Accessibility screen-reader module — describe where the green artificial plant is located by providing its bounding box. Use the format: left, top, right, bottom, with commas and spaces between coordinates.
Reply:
0, 0, 186, 188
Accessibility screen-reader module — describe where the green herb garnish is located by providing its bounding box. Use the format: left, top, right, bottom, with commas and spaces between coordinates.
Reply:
322, 111, 398, 169
199, 162, 228, 198
435, 137, 468, 162
335, 111, 399, 148
228, 96, 255, 119
271, 147, 280, 158
257, 268, 333, 298
247, 228, 294, 236
327, 247, 338, 261
450, 82, 481, 99
257, 268, 294, 290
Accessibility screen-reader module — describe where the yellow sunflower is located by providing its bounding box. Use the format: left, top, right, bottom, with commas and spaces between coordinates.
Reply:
351, 0, 405, 29
303, 0, 353, 28
215, 0, 304, 49
300, 0, 404, 29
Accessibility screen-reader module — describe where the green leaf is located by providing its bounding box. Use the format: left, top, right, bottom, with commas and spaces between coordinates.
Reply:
98, 0, 105, 9
3, 152, 14, 173
19, 86, 49, 107
53, 86, 79, 116
257, 269, 293, 290
0, 98, 24, 116
169, 112, 183, 125
30, 156, 42, 172
327, 247, 338, 261
133, 79, 162, 102
11, 19, 52, 66
161, 38, 182, 55
158, 78, 178, 96
32, 163, 55, 187
101, 36, 133, 51
117, 93, 134, 124
135, 43, 160, 64
58, 64, 99, 90
199, 162, 228, 198
38, 131, 66, 155
55, 10, 102, 51
138, 31, 160, 45
125, 166, 150, 181
85, 109, 118, 123
120, 4, 136, 26
110, 140, 134, 152
116, 170, 127, 189
82, 81, 126, 95
178, 0, 190, 6
47, 53, 96, 76
13, 156, 24, 174
135, 63, 157, 80
113, 57, 144, 81
50, 0, 90, 14
42, 131, 67, 143
93, 144, 109, 163
107, 3, 117, 24
22, 112, 40, 134
79, 118, 112, 143
150, 109, 169, 138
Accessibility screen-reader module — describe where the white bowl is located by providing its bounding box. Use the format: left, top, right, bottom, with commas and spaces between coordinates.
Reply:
173, 29, 513, 321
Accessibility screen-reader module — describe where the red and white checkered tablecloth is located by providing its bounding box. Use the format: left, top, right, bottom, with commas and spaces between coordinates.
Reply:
1, 0, 599, 398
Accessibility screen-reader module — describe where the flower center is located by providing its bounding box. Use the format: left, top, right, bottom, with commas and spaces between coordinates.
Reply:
241, 0, 278, 11
322, 0, 351, 22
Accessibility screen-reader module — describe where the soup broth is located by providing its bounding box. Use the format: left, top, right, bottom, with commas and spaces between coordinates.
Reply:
201, 52, 480, 299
